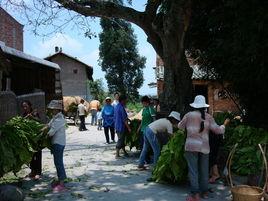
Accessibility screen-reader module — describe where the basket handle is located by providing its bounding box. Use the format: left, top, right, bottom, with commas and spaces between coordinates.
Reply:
258, 144, 268, 192
227, 143, 238, 188
227, 143, 268, 190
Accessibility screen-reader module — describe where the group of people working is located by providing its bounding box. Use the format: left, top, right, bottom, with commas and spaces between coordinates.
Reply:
22, 93, 230, 199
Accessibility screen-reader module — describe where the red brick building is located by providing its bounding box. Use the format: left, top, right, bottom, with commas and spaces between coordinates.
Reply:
0, 7, 23, 51
153, 55, 240, 115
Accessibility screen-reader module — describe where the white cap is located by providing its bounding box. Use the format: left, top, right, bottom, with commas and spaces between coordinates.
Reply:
168, 111, 181, 121
190, 95, 209, 108
105, 97, 112, 101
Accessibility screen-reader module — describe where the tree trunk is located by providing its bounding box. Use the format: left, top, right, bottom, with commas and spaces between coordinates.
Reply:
157, 1, 193, 115
159, 46, 193, 114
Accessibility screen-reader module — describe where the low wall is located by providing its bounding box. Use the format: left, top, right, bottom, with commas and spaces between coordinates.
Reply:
0, 91, 46, 125
17, 92, 46, 123
0, 91, 17, 125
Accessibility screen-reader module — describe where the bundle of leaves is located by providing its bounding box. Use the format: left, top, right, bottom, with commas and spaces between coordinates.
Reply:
152, 129, 187, 183
224, 125, 268, 175
125, 119, 141, 150
0, 117, 51, 177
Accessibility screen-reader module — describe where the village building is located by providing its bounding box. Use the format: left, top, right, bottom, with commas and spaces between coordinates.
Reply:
151, 55, 240, 115
0, 7, 62, 124
45, 48, 93, 100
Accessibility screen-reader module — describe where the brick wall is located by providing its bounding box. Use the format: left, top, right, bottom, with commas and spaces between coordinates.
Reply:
193, 80, 240, 115
0, 7, 23, 51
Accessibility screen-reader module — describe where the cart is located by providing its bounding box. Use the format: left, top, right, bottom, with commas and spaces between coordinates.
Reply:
64, 103, 80, 126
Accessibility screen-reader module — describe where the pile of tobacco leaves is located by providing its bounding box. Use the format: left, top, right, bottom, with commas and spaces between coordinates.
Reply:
0, 117, 51, 177
125, 119, 141, 150
152, 129, 187, 183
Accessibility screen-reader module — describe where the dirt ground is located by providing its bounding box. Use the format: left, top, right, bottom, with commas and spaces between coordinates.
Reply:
21, 118, 232, 201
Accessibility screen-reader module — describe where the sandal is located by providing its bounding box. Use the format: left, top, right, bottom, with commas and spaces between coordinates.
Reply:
137, 165, 147, 171
186, 196, 195, 201
186, 194, 200, 201
201, 192, 209, 199
209, 176, 220, 184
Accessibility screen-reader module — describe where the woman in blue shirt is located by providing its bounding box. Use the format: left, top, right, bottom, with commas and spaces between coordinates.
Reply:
102, 97, 115, 144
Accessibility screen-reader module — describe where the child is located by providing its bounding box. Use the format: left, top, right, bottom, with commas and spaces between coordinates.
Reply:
44, 100, 67, 192
97, 108, 102, 130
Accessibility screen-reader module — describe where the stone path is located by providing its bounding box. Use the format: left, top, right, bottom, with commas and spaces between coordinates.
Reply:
21, 118, 232, 201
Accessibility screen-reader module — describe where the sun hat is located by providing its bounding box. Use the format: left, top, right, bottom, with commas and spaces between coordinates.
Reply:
105, 97, 112, 101
168, 111, 181, 121
190, 95, 209, 108
47, 100, 63, 110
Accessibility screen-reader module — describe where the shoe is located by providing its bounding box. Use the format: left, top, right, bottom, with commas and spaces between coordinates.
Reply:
123, 152, 129, 157
208, 187, 215, 193
26, 172, 35, 179
115, 154, 121, 159
53, 184, 66, 193
34, 174, 41, 180
186, 194, 200, 201
51, 181, 59, 188
209, 176, 220, 184
137, 165, 146, 171
201, 192, 209, 199
146, 177, 155, 182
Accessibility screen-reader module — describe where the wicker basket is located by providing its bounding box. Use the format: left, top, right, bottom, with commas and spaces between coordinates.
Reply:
227, 144, 267, 201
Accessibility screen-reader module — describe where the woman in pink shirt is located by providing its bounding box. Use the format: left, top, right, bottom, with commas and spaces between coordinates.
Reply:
178, 95, 229, 201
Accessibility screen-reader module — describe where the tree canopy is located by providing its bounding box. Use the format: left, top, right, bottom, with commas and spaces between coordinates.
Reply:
99, 17, 145, 101
186, 0, 268, 127
87, 79, 107, 102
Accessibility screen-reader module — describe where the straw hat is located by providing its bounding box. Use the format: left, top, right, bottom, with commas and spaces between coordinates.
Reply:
168, 111, 181, 121
47, 100, 63, 110
190, 95, 209, 108
105, 97, 112, 101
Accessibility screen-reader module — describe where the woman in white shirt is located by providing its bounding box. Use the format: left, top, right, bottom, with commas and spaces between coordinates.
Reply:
45, 100, 67, 193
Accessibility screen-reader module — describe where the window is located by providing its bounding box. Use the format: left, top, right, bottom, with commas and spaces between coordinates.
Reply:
73, 69, 78, 74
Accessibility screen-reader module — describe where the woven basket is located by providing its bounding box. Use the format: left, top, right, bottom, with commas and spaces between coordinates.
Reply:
227, 144, 267, 201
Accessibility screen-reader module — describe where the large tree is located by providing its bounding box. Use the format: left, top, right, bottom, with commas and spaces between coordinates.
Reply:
186, 0, 268, 127
99, 16, 145, 101
1, 0, 193, 113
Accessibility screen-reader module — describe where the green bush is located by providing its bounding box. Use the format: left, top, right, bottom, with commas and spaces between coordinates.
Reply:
224, 125, 268, 175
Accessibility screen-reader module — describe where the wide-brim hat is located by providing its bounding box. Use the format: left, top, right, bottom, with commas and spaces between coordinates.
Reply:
168, 111, 181, 121
105, 97, 112, 101
47, 100, 63, 110
190, 95, 209, 108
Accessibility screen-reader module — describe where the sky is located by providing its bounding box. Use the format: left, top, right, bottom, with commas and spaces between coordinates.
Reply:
5, 1, 157, 96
